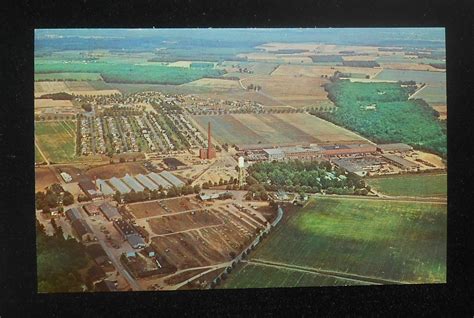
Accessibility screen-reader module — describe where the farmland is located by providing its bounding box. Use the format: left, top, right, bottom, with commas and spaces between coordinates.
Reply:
35, 58, 225, 85
35, 72, 103, 81
221, 263, 363, 289
367, 174, 447, 197
35, 121, 76, 163
237, 197, 446, 285
35, 167, 59, 192
192, 113, 367, 146
319, 80, 447, 157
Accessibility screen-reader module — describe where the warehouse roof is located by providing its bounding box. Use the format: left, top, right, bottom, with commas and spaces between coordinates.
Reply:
135, 174, 159, 191
99, 202, 121, 220
122, 174, 145, 192
148, 172, 173, 189
127, 234, 146, 249
382, 154, 419, 168
71, 219, 93, 237
159, 171, 185, 187
263, 148, 284, 156
65, 207, 82, 223
163, 157, 186, 168
377, 143, 413, 152
108, 177, 131, 194
96, 179, 115, 196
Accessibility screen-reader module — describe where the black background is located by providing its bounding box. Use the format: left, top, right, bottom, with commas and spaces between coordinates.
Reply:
1, 0, 473, 316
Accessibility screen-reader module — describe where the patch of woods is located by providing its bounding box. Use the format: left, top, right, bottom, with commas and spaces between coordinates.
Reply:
429, 63, 446, 70
314, 79, 446, 158
246, 160, 371, 199
36, 183, 74, 212
36, 220, 89, 293
342, 60, 380, 68
113, 184, 201, 204
38, 92, 74, 100
309, 55, 343, 63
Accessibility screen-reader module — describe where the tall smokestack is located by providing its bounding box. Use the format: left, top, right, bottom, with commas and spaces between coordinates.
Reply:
207, 121, 212, 158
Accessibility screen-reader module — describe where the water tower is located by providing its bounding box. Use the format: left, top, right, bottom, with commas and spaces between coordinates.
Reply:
238, 156, 245, 187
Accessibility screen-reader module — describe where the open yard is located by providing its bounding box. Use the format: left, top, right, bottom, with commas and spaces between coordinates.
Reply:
271, 64, 381, 79
192, 113, 367, 146
84, 162, 147, 179
148, 210, 224, 235
35, 121, 76, 163
367, 174, 447, 197
35, 167, 59, 192
239, 197, 446, 285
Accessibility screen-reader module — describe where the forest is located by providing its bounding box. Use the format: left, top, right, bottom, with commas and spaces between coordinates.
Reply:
315, 80, 446, 157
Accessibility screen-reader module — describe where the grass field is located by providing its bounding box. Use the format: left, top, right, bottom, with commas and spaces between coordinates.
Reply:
35, 121, 76, 163
367, 174, 447, 197
375, 69, 446, 85
192, 113, 366, 146
238, 197, 446, 285
221, 263, 363, 289
35, 72, 103, 81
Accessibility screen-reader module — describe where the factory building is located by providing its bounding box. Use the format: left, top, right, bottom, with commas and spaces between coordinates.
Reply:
376, 143, 413, 153
99, 202, 121, 221
263, 148, 285, 161
83, 203, 100, 216
65, 207, 82, 223
159, 171, 185, 188
147, 172, 173, 189
199, 122, 216, 160
71, 219, 95, 242
78, 179, 101, 200
135, 174, 160, 191
108, 177, 131, 194
381, 154, 420, 171
320, 143, 377, 156
96, 179, 115, 196
122, 174, 145, 192
113, 219, 146, 249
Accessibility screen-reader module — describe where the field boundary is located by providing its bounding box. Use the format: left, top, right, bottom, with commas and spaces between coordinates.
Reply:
249, 258, 409, 285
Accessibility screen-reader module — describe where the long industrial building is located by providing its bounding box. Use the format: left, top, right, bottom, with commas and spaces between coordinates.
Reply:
96, 179, 115, 196
147, 172, 173, 189
108, 177, 131, 194
122, 174, 145, 192
159, 171, 185, 188
135, 174, 160, 191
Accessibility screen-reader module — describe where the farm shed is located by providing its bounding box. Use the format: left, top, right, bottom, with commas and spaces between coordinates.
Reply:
99, 202, 121, 221
263, 148, 285, 160
159, 171, 185, 188
135, 174, 159, 191
108, 177, 131, 194
163, 157, 187, 170
147, 172, 173, 189
122, 174, 145, 192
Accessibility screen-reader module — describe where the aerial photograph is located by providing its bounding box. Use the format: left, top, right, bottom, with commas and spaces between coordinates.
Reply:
34, 28, 447, 293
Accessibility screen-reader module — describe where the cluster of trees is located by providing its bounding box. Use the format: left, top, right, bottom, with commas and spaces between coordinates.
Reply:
247, 84, 262, 91
248, 160, 369, 195
202, 177, 237, 189
35, 184, 74, 212
114, 184, 201, 204
316, 80, 447, 158
309, 55, 343, 63
342, 60, 380, 68
37, 92, 74, 100
37, 220, 89, 293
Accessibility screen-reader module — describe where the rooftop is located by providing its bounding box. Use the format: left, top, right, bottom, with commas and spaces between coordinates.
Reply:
159, 171, 185, 188
148, 172, 173, 189
263, 148, 284, 156
135, 174, 159, 191
99, 202, 121, 220
122, 174, 145, 192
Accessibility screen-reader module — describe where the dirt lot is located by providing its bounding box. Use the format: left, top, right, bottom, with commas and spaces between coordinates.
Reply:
34, 99, 75, 109
379, 63, 444, 72
271, 64, 382, 78
432, 105, 447, 120
240, 74, 330, 107
149, 201, 274, 271
85, 162, 148, 179
148, 210, 224, 235
129, 197, 202, 219
35, 167, 59, 192
34, 81, 121, 97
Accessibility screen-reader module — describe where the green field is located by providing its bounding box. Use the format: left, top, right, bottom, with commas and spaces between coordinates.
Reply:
35, 121, 76, 163
367, 174, 447, 197
221, 263, 364, 289
35, 72, 103, 81
375, 69, 446, 85
228, 197, 446, 287
320, 81, 446, 157
35, 58, 225, 85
